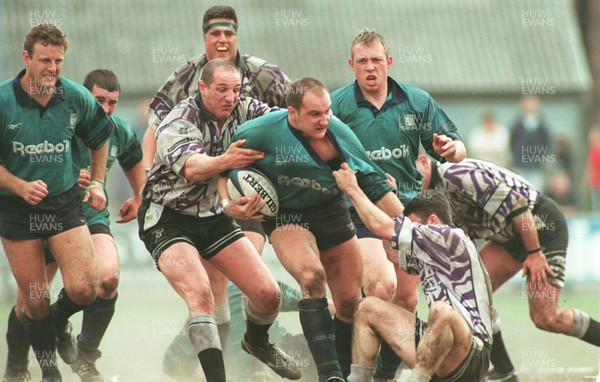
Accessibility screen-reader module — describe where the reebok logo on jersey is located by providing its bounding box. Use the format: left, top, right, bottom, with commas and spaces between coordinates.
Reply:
367, 145, 410, 160
13, 140, 70, 156
8, 123, 22, 130
277, 175, 339, 195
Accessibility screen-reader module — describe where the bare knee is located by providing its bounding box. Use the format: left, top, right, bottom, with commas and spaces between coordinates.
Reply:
247, 281, 281, 313
186, 284, 215, 315
365, 278, 396, 301
354, 296, 383, 325
393, 290, 419, 314
428, 301, 453, 326
299, 267, 327, 298
23, 295, 51, 320
97, 272, 119, 298
530, 309, 559, 332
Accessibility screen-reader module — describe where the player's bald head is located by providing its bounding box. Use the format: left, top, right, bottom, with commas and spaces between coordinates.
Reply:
286, 77, 329, 111
200, 58, 239, 86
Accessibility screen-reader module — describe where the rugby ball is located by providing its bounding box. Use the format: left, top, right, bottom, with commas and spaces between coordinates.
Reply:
227, 167, 279, 217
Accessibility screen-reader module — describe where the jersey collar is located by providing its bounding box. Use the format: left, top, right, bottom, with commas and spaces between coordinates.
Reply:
353, 76, 407, 115
13, 69, 65, 110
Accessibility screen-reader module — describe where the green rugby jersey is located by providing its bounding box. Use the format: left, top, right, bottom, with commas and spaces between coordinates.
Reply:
331, 77, 461, 203
0, 71, 113, 197
73, 114, 142, 227
232, 110, 393, 210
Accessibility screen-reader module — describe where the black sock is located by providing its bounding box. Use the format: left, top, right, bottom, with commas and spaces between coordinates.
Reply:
27, 314, 60, 379
490, 330, 515, 373
78, 294, 117, 354
334, 316, 352, 379
582, 318, 600, 346
298, 297, 342, 379
51, 288, 86, 330
245, 319, 271, 346
374, 340, 401, 379
6, 306, 30, 365
197, 348, 226, 382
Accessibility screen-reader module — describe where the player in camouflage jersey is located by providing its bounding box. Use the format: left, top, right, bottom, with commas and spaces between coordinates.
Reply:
417, 155, 600, 382
332, 166, 492, 382
142, 8, 291, 363
138, 59, 300, 382
330, 29, 466, 381
0, 24, 112, 382
227, 78, 403, 382
2, 69, 145, 382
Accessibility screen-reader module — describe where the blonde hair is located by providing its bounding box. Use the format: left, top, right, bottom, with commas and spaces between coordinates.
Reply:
351, 27, 388, 58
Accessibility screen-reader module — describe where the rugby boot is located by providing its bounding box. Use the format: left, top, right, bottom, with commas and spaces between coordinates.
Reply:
241, 335, 302, 380
70, 349, 104, 382
2, 361, 30, 382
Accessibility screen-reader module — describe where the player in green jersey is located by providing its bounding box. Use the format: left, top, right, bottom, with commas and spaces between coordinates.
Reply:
2, 69, 145, 382
330, 28, 466, 381
0, 24, 112, 382
225, 78, 404, 382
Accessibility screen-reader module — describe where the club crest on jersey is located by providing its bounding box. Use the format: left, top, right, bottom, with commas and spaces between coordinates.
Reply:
403, 114, 416, 130
70, 113, 78, 130
110, 145, 119, 158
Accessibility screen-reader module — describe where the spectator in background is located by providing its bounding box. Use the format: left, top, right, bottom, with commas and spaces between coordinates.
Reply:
554, 135, 575, 181
586, 126, 600, 212
467, 112, 510, 168
546, 170, 579, 217
509, 95, 552, 190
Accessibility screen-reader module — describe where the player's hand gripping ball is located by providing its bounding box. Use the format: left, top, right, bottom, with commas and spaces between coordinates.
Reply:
227, 167, 279, 218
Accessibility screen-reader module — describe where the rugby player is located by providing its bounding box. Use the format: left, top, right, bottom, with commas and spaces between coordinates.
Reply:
142, 6, 292, 358
416, 155, 600, 381
2, 69, 146, 382
330, 29, 466, 380
332, 166, 492, 382
0, 24, 112, 381
138, 58, 300, 382
226, 77, 404, 381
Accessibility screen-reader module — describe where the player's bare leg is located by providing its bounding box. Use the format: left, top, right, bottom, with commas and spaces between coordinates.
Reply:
158, 242, 226, 382
69, 233, 119, 382
348, 296, 417, 382
359, 238, 396, 300
405, 301, 473, 382
46, 226, 98, 368
208, 236, 301, 380
162, 228, 266, 380
270, 227, 344, 381
479, 241, 520, 381
374, 263, 420, 381
2, 238, 61, 380
527, 278, 600, 345
321, 237, 363, 378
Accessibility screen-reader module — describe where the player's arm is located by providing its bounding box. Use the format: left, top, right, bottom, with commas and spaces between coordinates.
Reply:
511, 197, 556, 285
0, 166, 48, 205
333, 163, 395, 240
85, 141, 109, 211
142, 127, 156, 171
182, 139, 264, 182
117, 161, 146, 223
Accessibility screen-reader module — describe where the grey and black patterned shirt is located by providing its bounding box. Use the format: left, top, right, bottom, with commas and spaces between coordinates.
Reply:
391, 216, 493, 345
148, 52, 290, 131
432, 159, 541, 243
143, 94, 272, 217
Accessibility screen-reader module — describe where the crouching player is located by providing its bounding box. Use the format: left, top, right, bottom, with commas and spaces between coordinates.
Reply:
333, 163, 493, 382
